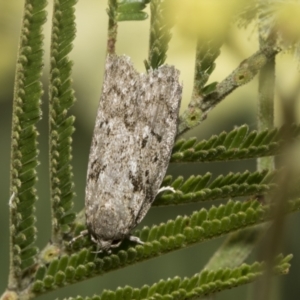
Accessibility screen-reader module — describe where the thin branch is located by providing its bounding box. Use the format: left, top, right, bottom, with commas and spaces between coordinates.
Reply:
107, 0, 118, 54
177, 45, 280, 136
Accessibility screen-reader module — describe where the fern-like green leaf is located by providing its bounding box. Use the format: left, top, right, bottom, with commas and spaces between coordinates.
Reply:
193, 39, 221, 97
155, 169, 275, 206
9, 0, 47, 286
29, 198, 300, 292
49, 0, 77, 244
172, 124, 300, 162
117, 0, 150, 21
60, 254, 291, 300
145, 0, 173, 70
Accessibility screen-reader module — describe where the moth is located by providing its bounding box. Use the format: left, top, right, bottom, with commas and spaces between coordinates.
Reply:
75, 54, 182, 251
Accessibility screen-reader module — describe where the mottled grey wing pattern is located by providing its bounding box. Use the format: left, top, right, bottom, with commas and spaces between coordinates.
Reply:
133, 65, 182, 224
85, 55, 182, 247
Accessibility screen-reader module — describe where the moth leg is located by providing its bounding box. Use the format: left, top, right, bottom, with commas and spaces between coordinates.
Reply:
91, 246, 105, 254
110, 240, 123, 248
157, 186, 175, 195
91, 240, 122, 254
69, 229, 89, 245
128, 235, 144, 245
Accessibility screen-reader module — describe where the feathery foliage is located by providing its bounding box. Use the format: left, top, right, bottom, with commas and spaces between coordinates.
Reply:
49, 0, 77, 245
117, 0, 150, 21
237, 0, 300, 66
9, 0, 47, 289
2, 1, 300, 300
28, 197, 300, 294
156, 169, 275, 206
192, 39, 221, 97
172, 124, 300, 162
62, 254, 292, 300
145, 0, 173, 70
177, 45, 280, 135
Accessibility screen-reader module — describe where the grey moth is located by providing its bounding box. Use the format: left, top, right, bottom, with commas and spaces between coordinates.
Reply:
77, 54, 182, 251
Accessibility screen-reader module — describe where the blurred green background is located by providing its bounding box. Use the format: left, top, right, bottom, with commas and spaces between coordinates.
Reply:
1, 1, 300, 299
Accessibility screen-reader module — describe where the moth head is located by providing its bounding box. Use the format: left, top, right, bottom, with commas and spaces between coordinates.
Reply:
91, 235, 122, 252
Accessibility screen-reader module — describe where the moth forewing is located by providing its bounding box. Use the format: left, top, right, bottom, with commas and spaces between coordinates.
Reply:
84, 54, 182, 251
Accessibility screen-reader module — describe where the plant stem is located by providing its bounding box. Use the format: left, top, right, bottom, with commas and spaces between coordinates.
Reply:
107, 0, 118, 54
257, 45, 276, 171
